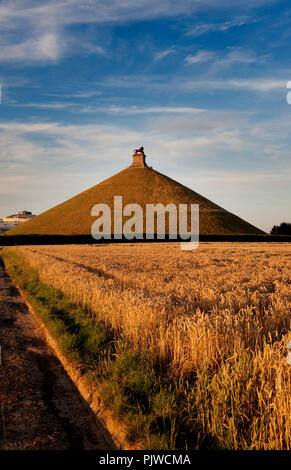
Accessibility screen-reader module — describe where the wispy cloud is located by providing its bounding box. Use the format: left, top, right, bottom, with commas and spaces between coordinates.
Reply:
94, 105, 205, 115
225, 78, 286, 91
94, 73, 286, 96
154, 48, 175, 61
79, 41, 106, 56
185, 47, 269, 69
185, 17, 257, 37
185, 50, 214, 65
0, 1, 274, 28
14, 103, 205, 115
16, 102, 78, 110
213, 47, 269, 68
184, 78, 286, 92
0, 0, 276, 64
0, 33, 60, 62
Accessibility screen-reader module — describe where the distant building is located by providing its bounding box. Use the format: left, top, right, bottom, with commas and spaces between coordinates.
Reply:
0, 210, 36, 233
2, 210, 36, 223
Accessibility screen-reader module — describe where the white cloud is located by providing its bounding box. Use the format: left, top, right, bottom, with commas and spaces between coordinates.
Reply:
94, 105, 205, 115
226, 79, 286, 91
80, 41, 106, 56
0, 0, 276, 64
158, 130, 245, 157
0, 110, 283, 171
95, 73, 286, 95
185, 47, 269, 69
0, 122, 59, 133
37, 33, 59, 60
0, 33, 60, 62
0, 1, 275, 28
185, 50, 214, 65
154, 49, 175, 61
184, 78, 286, 92
13, 103, 205, 115
212, 47, 269, 69
17, 102, 81, 111
186, 17, 257, 37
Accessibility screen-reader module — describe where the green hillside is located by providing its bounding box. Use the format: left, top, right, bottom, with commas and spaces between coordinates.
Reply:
5, 166, 264, 236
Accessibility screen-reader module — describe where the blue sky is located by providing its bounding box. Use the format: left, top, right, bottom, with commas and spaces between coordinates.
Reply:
0, 0, 291, 232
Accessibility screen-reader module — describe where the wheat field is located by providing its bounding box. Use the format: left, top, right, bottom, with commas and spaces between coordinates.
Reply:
6, 242, 291, 449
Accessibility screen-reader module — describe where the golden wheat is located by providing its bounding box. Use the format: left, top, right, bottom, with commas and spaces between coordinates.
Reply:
7, 242, 291, 449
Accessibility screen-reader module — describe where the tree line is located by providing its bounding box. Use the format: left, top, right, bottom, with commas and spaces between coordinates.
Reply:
270, 222, 291, 235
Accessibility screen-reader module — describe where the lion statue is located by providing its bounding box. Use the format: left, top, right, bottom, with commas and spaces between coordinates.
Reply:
134, 146, 144, 155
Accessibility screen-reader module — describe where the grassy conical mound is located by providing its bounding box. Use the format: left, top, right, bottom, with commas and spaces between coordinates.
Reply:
5, 166, 263, 236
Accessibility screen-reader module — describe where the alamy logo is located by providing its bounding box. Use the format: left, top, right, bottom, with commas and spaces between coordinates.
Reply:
91, 196, 199, 250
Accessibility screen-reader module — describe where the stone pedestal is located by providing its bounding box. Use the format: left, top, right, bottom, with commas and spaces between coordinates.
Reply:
130, 153, 148, 168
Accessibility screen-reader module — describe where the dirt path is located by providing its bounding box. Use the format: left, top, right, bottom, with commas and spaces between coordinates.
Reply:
0, 257, 115, 450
